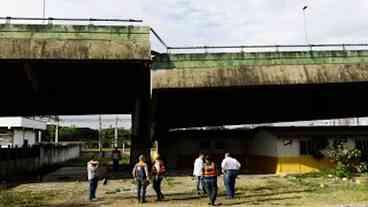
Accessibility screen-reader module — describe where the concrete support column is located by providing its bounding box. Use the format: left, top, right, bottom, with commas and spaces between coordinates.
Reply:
156, 129, 175, 168
130, 65, 152, 165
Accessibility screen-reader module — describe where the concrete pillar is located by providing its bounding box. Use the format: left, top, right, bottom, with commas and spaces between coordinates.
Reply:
130, 96, 152, 165
130, 65, 152, 165
155, 129, 170, 166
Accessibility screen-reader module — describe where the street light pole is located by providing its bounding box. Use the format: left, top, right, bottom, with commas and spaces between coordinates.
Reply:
303, 5, 310, 45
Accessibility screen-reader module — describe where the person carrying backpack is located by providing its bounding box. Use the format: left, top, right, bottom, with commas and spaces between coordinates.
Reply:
152, 154, 166, 201
132, 155, 149, 203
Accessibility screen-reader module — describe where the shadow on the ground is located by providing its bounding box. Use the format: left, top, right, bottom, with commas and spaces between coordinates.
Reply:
42, 203, 92, 207
221, 195, 303, 206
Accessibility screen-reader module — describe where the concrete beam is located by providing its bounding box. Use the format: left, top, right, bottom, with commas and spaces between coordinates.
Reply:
0, 24, 151, 60
152, 50, 368, 88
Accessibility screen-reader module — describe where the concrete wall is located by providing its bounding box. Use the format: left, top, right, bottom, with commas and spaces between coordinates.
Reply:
13, 129, 24, 147
0, 144, 81, 180
276, 138, 300, 157
249, 130, 278, 157
12, 129, 37, 147
163, 136, 247, 170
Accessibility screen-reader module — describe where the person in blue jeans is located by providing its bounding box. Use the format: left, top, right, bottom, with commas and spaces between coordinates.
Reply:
193, 152, 206, 195
152, 154, 166, 201
221, 153, 241, 199
87, 158, 99, 201
132, 155, 149, 203
202, 155, 218, 206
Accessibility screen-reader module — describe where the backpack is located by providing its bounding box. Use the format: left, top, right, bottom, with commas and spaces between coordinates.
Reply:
135, 163, 147, 179
153, 160, 166, 175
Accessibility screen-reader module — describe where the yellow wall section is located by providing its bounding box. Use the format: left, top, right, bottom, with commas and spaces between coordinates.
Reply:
276, 156, 335, 174
247, 155, 335, 174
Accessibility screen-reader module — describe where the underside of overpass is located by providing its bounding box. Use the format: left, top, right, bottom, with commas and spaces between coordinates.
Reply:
153, 81, 368, 130
0, 59, 148, 116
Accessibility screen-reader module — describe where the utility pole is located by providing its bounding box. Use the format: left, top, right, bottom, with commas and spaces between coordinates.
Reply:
98, 115, 102, 152
55, 121, 59, 144
114, 116, 118, 148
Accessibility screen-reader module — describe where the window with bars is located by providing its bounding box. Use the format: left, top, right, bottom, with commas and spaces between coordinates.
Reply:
300, 138, 329, 157
300, 140, 314, 155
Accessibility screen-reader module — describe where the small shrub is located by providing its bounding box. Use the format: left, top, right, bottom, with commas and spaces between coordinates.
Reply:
335, 163, 352, 178
324, 144, 362, 178
357, 162, 368, 174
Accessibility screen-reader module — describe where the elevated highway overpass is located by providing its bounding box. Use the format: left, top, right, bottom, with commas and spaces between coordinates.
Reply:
1, 18, 368, 162
152, 49, 368, 130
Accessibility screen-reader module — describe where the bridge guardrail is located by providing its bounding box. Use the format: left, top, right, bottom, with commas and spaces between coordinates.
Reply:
0, 16, 143, 24
149, 27, 368, 54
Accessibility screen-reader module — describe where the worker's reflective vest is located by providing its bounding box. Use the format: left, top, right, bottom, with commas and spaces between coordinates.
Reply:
203, 162, 217, 177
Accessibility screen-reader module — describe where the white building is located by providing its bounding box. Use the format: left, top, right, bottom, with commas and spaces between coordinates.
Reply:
0, 117, 47, 148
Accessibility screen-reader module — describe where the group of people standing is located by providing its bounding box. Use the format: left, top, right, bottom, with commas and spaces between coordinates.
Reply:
87, 150, 241, 206
194, 152, 241, 206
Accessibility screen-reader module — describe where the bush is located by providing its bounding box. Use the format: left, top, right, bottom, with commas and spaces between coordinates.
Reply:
357, 162, 368, 174
324, 144, 362, 178
335, 163, 352, 178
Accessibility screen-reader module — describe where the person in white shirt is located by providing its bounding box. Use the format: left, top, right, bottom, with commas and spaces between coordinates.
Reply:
193, 152, 206, 195
87, 158, 99, 201
221, 153, 241, 199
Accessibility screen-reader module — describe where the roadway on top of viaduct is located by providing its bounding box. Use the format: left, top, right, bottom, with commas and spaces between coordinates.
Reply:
152, 50, 368, 89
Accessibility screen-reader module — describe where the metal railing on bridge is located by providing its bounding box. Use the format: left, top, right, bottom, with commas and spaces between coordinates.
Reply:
0, 16, 143, 25
150, 28, 368, 54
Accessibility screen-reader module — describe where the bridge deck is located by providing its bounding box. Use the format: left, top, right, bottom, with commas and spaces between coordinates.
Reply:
0, 24, 151, 60
152, 50, 368, 88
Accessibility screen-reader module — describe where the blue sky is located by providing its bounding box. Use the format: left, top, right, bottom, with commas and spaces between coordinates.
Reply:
2, 1, 368, 128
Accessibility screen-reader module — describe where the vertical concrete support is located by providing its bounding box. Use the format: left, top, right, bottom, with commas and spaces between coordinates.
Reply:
130, 64, 152, 165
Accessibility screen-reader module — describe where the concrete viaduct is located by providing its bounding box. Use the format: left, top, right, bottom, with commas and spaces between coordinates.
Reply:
1, 20, 368, 162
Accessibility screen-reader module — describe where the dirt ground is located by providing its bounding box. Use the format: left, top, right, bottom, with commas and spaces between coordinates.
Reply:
1, 168, 368, 207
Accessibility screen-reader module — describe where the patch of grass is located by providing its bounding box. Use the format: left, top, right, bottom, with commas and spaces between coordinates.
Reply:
0, 190, 58, 207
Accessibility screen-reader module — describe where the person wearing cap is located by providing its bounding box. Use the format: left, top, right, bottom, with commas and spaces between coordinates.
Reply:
132, 155, 149, 203
202, 155, 218, 206
193, 152, 206, 195
221, 153, 241, 199
87, 157, 99, 201
151, 153, 166, 201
